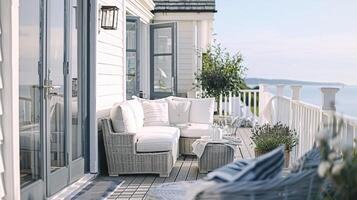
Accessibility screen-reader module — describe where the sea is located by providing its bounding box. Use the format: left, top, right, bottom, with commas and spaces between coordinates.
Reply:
251, 85, 357, 118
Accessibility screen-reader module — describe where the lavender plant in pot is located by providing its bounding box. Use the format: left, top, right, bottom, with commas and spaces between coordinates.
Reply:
251, 122, 298, 167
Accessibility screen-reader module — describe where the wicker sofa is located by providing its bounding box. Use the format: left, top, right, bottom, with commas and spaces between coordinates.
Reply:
102, 97, 215, 177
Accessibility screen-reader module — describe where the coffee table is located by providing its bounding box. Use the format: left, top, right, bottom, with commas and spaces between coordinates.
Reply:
193, 136, 241, 173
198, 142, 235, 173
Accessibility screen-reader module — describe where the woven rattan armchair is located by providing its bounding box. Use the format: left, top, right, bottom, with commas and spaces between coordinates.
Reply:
101, 118, 175, 177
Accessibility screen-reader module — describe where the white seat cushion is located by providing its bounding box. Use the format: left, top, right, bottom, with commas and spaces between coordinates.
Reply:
142, 101, 170, 126
110, 102, 137, 133
179, 123, 213, 138
137, 126, 180, 141
136, 134, 176, 153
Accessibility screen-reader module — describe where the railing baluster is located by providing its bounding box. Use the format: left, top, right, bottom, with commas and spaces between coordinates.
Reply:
219, 94, 223, 116
253, 91, 257, 117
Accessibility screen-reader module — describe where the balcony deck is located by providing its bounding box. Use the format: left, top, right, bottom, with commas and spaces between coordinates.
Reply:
107, 128, 253, 200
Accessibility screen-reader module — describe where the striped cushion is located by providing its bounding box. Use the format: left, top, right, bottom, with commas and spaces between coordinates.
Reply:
205, 146, 285, 182
291, 148, 321, 173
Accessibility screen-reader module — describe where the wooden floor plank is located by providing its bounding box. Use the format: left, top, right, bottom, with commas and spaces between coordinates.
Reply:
241, 128, 255, 157
175, 157, 193, 182
163, 159, 184, 183
186, 159, 199, 181
237, 128, 253, 159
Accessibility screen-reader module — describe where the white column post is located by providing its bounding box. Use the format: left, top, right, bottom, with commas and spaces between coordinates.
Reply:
289, 85, 302, 162
320, 87, 339, 128
291, 85, 302, 101
258, 84, 269, 124
219, 94, 223, 116
276, 84, 285, 97
321, 87, 339, 111
275, 85, 285, 123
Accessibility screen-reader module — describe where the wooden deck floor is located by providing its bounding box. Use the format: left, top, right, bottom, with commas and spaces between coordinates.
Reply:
107, 128, 253, 200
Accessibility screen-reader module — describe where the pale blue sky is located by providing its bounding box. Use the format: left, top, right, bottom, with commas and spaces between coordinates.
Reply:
214, 0, 357, 85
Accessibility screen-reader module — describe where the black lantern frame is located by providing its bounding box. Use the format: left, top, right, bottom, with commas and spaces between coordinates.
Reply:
101, 6, 119, 30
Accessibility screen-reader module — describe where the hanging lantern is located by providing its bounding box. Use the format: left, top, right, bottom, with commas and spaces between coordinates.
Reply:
100, 6, 119, 30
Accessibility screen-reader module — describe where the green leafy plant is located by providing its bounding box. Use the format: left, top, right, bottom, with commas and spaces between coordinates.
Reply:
251, 122, 298, 153
194, 41, 247, 99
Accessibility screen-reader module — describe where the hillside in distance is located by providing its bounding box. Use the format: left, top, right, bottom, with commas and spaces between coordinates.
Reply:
245, 78, 345, 86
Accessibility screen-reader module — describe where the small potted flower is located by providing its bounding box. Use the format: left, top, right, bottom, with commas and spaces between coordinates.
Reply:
251, 122, 298, 167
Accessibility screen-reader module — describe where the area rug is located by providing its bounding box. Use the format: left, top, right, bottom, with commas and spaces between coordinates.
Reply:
70, 177, 123, 200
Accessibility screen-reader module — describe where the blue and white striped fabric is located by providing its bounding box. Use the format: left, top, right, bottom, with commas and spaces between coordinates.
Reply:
205, 146, 285, 182
290, 148, 321, 173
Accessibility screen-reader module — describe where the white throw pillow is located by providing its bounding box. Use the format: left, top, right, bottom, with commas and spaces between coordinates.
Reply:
142, 101, 170, 126
126, 99, 144, 130
109, 102, 138, 133
168, 99, 191, 124
190, 98, 215, 124
173, 97, 215, 124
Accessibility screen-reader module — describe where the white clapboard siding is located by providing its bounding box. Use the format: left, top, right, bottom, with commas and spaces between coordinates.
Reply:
96, 0, 125, 111
0, 15, 5, 198
177, 21, 196, 93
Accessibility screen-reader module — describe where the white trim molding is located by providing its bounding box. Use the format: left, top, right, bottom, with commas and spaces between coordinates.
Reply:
154, 12, 214, 21
0, 0, 21, 199
126, 0, 155, 23
89, 0, 98, 173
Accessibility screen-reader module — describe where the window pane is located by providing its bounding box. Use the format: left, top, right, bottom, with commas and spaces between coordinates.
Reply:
48, 0, 66, 172
19, 0, 41, 187
153, 55, 172, 92
154, 27, 172, 54
126, 18, 139, 99
126, 52, 137, 98
126, 21, 136, 50
71, 0, 82, 160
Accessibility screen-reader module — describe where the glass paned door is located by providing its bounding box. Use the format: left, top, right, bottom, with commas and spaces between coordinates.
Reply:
150, 23, 177, 99
19, 0, 43, 190
126, 16, 140, 99
69, 0, 85, 183
45, 0, 69, 195
19, 0, 84, 198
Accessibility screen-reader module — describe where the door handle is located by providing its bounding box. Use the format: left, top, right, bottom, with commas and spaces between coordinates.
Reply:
43, 85, 60, 96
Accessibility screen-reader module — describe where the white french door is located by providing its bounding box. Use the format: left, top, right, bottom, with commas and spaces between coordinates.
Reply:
19, 0, 85, 198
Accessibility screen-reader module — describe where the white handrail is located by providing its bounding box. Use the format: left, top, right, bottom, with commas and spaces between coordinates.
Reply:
260, 85, 357, 160
217, 89, 260, 120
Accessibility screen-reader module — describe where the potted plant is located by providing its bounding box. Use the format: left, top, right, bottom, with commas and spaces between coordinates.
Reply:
251, 122, 298, 167
194, 41, 247, 114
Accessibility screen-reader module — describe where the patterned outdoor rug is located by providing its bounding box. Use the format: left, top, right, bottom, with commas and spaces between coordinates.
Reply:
70, 177, 123, 200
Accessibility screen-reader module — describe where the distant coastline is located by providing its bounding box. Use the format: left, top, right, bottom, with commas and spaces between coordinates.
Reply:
245, 78, 346, 87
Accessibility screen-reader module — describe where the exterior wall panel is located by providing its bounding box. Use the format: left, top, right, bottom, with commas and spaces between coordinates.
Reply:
96, 0, 126, 112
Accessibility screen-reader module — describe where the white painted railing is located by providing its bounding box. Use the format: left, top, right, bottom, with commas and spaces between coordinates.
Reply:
218, 89, 260, 119
260, 85, 357, 161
